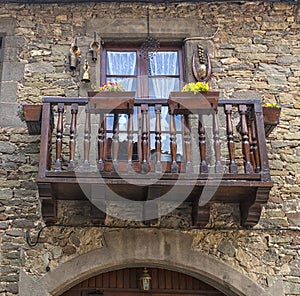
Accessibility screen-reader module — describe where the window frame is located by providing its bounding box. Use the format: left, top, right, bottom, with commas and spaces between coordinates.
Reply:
100, 42, 185, 99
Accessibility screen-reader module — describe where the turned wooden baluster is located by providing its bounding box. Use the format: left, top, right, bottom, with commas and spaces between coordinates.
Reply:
47, 125, 52, 171
213, 108, 223, 173
112, 114, 119, 171
97, 113, 105, 172
248, 113, 256, 171
141, 104, 150, 173
155, 104, 162, 173
68, 103, 78, 171
55, 103, 64, 171
250, 111, 260, 173
198, 114, 208, 173
239, 105, 254, 174
83, 105, 91, 167
183, 114, 193, 174
127, 112, 134, 172
47, 104, 53, 171
169, 109, 178, 173
224, 104, 238, 174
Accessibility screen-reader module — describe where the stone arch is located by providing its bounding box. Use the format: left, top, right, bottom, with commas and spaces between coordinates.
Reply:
19, 229, 282, 296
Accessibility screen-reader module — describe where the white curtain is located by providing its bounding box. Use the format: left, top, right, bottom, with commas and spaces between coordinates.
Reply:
148, 52, 181, 153
107, 51, 136, 91
148, 51, 179, 99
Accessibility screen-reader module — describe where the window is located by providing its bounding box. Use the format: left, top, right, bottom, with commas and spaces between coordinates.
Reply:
101, 43, 185, 158
101, 44, 184, 99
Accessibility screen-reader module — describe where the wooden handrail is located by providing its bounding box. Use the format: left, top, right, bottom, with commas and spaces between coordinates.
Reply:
39, 96, 271, 181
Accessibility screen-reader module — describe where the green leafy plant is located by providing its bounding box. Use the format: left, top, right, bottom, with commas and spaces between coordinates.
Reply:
181, 82, 210, 94
97, 81, 125, 92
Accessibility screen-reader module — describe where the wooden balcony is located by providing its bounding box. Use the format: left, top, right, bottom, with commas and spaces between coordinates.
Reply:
37, 93, 273, 227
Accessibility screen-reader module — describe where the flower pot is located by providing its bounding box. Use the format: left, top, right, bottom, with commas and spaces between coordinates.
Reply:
263, 106, 281, 136
88, 91, 135, 114
168, 91, 219, 114
23, 105, 43, 135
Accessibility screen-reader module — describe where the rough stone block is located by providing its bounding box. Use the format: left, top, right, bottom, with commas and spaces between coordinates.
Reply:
217, 239, 236, 257
286, 212, 300, 226
5, 282, 19, 294
0, 189, 13, 200
5, 229, 24, 237
232, 90, 261, 99
0, 141, 18, 154
25, 62, 55, 74
12, 219, 34, 229
267, 75, 288, 85
277, 55, 300, 65
0, 221, 8, 230
217, 77, 239, 89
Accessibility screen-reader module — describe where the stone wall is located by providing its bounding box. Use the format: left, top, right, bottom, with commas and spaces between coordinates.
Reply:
0, 1, 299, 296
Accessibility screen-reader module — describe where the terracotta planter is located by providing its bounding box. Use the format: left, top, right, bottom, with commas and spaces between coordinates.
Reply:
88, 91, 135, 114
168, 91, 219, 114
23, 105, 43, 135
263, 106, 281, 136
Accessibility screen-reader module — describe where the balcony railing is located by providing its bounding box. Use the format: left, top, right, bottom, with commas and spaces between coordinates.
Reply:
37, 94, 273, 227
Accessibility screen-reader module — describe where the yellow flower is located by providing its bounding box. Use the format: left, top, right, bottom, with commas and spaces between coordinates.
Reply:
182, 82, 210, 94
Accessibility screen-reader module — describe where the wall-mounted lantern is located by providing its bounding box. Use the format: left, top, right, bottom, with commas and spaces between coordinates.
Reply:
139, 267, 151, 291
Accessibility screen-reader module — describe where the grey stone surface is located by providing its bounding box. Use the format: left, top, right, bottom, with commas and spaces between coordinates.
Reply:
0, 102, 25, 127
0, 18, 15, 35
283, 281, 300, 294
2, 62, 25, 82
0, 81, 18, 103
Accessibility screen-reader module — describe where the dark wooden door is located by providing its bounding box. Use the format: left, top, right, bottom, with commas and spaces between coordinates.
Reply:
61, 267, 225, 296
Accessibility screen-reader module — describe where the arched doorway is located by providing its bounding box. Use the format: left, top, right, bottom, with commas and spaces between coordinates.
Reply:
61, 267, 225, 296
19, 229, 278, 296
